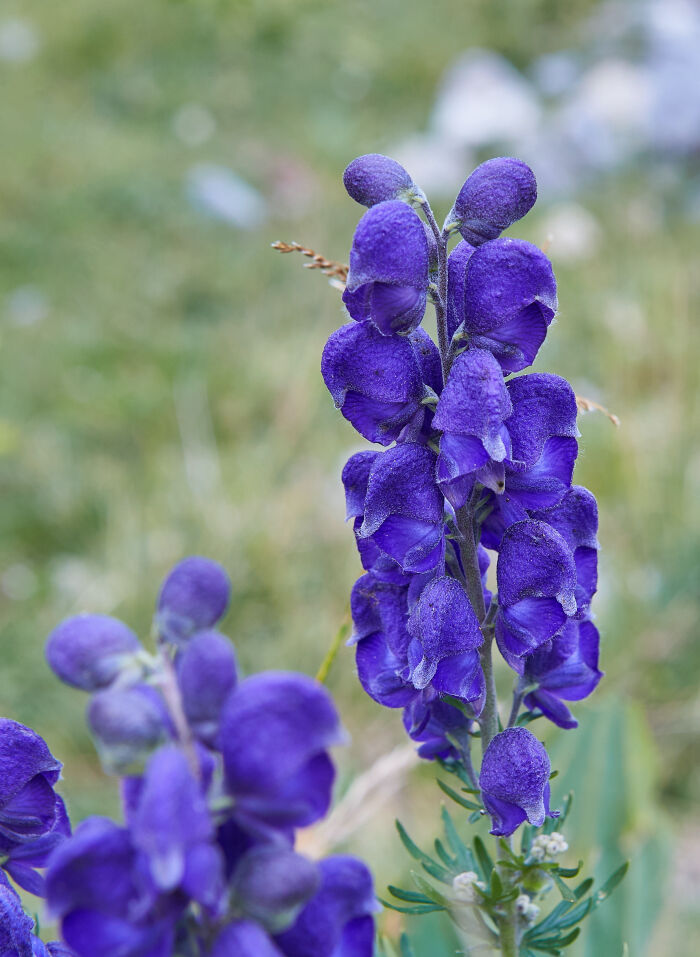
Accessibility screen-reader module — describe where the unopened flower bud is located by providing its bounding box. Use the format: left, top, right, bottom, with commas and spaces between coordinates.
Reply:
46, 614, 142, 692
156, 556, 230, 645
452, 871, 484, 903
87, 685, 169, 774
343, 154, 423, 208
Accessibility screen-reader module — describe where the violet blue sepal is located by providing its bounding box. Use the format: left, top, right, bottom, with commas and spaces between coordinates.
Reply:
447, 158, 537, 246
86, 684, 170, 775
1, 795, 71, 897
176, 630, 237, 746
210, 921, 284, 957
0, 720, 63, 849
0, 880, 34, 957
358, 444, 445, 573
231, 845, 320, 933
273, 856, 377, 957
343, 201, 429, 336
155, 556, 231, 646
445, 240, 475, 341
479, 727, 557, 836
343, 154, 423, 208
45, 615, 142, 692
522, 619, 603, 729
495, 520, 577, 657
462, 238, 557, 372
403, 697, 473, 761
220, 673, 345, 833
506, 373, 579, 470
433, 349, 513, 509
405, 577, 484, 704
321, 322, 432, 446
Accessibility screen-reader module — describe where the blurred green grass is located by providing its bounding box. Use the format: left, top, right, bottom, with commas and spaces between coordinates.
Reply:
1, 0, 698, 953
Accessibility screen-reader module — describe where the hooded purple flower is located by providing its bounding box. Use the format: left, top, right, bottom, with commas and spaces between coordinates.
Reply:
46, 816, 180, 957
156, 556, 230, 646
402, 697, 473, 762
495, 520, 577, 658
176, 630, 238, 747
448, 157, 537, 247
343, 153, 422, 208
231, 845, 320, 934
458, 238, 557, 372
521, 619, 603, 729
343, 201, 429, 336
0, 720, 70, 895
45, 615, 142, 692
445, 240, 475, 340
479, 728, 556, 836
358, 444, 445, 573
433, 349, 512, 509
405, 577, 484, 704
321, 322, 439, 445
220, 673, 345, 834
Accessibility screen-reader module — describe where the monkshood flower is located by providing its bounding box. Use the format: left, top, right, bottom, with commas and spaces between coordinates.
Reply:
86, 684, 170, 774
454, 237, 557, 372
495, 520, 577, 658
402, 696, 473, 762
343, 153, 423, 208
0, 720, 70, 896
156, 555, 231, 646
357, 443, 445, 573
176, 630, 238, 746
220, 672, 346, 833
520, 619, 603, 729
321, 322, 440, 445
446, 157, 538, 247
45, 615, 142, 692
479, 728, 556, 836
342, 200, 429, 336
433, 348, 512, 509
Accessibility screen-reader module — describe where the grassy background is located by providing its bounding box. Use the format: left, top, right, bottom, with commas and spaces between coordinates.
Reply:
1, 0, 698, 952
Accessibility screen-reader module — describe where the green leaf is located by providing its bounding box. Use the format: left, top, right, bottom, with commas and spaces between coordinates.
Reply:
595, 861, 629, 902
574, 876, 594, 900
556, 861, 583, 879
532, 927, 580, 950
420, 857, 452, 883
516, 710, 543, 727
399, 934, 416, 957
473, 835, 494, 879
489, 868, 504, 899
387, 885, 433, 904
555, 898, 594, 930
441, 806, 476, 872
468, 810, 482, 823
437, 778, 481, 811
395, 820, 433, 866
410, 872, 450, 907
433, 837, 455, 869
378, 898, 444, 915
552, 872, 577, 902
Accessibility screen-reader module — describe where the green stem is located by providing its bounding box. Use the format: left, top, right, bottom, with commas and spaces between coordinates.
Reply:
496, 840, 520, 956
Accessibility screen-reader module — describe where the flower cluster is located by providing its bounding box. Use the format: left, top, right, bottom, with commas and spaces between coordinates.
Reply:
323, 153, 603, 837
35, 557, 375, 957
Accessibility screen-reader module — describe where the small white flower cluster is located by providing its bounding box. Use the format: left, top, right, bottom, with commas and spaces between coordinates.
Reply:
529, 831, 569, 862
516, 893, 540, 923
452, 871, 486, 903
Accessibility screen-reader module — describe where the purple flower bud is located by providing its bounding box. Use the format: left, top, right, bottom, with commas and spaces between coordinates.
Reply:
220, 673, 345, 832
446, 240, 475, 340
86, 685, 169, 774
496, 520, 577, 657
433, 349, 513, 508
358, 444, 444, 574
45, 615, 141, 692
522, 619, 603, 729
232, 845, 320, 933
273, 856, 376, 957
343, 201, 429, 336
406, 577, 484, 704
156, 556, 230, 645
479, 727, 556, 836
321, 322, 432, 445
449, 158, 537, 246
343, 154, 421, 208
177, 631, 237, 746
462, 238, 557, 372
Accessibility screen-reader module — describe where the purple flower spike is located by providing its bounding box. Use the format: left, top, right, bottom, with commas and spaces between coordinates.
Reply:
273, 856, 376, 957
450, 157, 537, 246
496, 520, 577, 657
343, 153, 421, 208
221, 672, 345, 832
321, 322, 432, 445
232, 845, 320, 933
523, 619, 603, 729
45, 614, 141, 692
156, 556, 231, 645
479, 727, 556, 836
463, 238, 557, 372
177, 630, 237, 746
433, 349, 513, 509
405, 577, 484, 703
446, 240, 475, 340
359, 444, 444, 573
86, 685, 168, 774
343, 200, 429, 336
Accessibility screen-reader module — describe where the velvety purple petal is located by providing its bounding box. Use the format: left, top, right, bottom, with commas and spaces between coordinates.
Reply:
524, 690, 577, 730
0, 721, 62, 808
45, 615, 141, 692
479, 728, 551, 836
46, 945, 76, 957
356, 633, 415, 709
525, 619, 603, 703
530, 486, 598, 552
341, 452, 379, 521
211, 921, 284, 957
61, 910, 174, 957
87, 685, 169, 774
0, 775, 60, 843
446, 240, 475, 340
403, 697, 472, 761
345, 201, 429, 294
409, 328, 442, 396
506, 374, 578, 468
156, 556, 230, 645
505, 436, 577, 510
0, 882, 33, 957
368, 283, 426, 338
452, 158, 537, 246
232, 845, 320, 933
431, 652, 484, 702
496, 597, 568, 657
496, 520, 577, 613
370, 515, 444, 573
469, 307, 549, 373
350, 574, 410, 657
4, 860, 46, 897
479, 492, 529, 551
177, 631, 237, 745
234, 753, 336, 833
343, 154, 418, 208
6, 796, 71, 867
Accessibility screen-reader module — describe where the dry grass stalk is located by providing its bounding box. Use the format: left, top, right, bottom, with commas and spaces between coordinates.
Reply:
271, 241, 348, 282
576, 394, 621, 427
